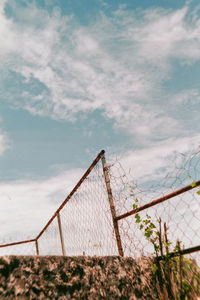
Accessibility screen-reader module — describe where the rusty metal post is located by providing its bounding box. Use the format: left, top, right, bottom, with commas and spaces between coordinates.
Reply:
57, 212, 66, 256
35, 240, 39, 255
101, 152, 124, 256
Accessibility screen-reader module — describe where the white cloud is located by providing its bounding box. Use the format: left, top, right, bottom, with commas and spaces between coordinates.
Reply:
0, 131, 9, 156
0, 115, 10, 156
172, 88, 200, 105
117, 134, 200, 183
1, 2, 200, 142
130, 6, 199, 63
0, 167, 84, 241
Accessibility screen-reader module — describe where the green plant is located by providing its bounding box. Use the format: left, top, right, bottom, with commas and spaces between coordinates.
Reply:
130, 186, 200, 300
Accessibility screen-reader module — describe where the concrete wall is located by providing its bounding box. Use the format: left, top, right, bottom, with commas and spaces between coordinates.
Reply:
0, 256, 157, 299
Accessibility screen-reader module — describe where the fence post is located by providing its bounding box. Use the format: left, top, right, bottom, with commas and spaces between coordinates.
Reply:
57, 211, 66, 256
101, 152, 124, 256
35, 240, 39, 255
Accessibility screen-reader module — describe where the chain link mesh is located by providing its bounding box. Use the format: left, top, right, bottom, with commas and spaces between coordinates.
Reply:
35, 160, 117, 256
108, 150, 200, 262
37, 216, 62, 255
0, 155, 118, 256
59, 162, 117, 255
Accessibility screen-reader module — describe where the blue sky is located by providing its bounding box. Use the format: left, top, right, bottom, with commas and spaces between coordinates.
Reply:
0, 0, 200, 242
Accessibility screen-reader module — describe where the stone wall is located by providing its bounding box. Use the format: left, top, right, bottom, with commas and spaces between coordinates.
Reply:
0, 256, 157, 299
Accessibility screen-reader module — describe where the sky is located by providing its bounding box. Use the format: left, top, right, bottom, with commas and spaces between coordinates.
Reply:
0, 0, 200, 245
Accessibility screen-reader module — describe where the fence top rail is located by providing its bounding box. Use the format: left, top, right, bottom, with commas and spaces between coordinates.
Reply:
0, 238, 35, 248
35, 149, 105, 240
116, 179, 200, 221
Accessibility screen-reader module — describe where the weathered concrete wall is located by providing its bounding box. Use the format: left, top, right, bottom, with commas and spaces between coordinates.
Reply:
0, 256, 157, 299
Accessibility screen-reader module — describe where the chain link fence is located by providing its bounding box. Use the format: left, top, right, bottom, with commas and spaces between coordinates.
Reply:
107, 151, 200, 262
36, 159, 118, 256
108, 150, 200, 299
0, 149, 199, 266
0, 148, 200, 297
0, 150, 118, 257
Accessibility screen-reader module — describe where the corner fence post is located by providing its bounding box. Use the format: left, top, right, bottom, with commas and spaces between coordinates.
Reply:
57, 211, 66, 256
101, 152, 124, 256
35, 240, 39, 255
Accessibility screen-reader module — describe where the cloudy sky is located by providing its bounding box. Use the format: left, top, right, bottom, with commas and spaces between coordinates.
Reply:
0, 0, 200, 244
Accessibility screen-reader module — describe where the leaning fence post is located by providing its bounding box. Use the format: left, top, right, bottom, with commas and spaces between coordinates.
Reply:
57, 211, 66, 256
35, 240, 39, 255
101, 151, 124, 256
